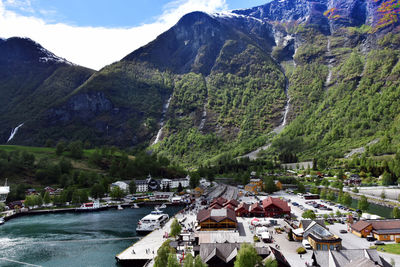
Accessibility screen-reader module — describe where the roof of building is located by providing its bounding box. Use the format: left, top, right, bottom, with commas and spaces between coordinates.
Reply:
300, 219, 326, 230
135, 180, 147, 185
200, 243, 269, 265
269, 246, 291, 267
304, 221, 339, 242
262, 197, 290, 212
224, 199, 239, 207
209, 202, 223, 209
370, 219, 400, 230
351, 220, 374, 232
249, 203, 264, 212
224, 204, 236, 210
235, 202, 249, 212
211, 197, 227, 206
197, 208, 237, 223
312, 249, 390, 267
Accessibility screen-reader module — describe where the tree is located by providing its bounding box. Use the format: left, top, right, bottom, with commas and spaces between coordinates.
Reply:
177, 182, 183, 193
24, 195, 35, 208
170, 218, 182, 238
167, 253, 180, 267
166, 183, 171, 192
234, 243, 262, 267
327, 191, 336, 201
194, 255, 207, 267
382, 171, 392, 186
43, 191, 51, 204
189, 173, 200, 189
91, 184, 105, 199
69, 141, 83, 159
297, 183, 306, 194
392, 207, 400, 218
302, 210, 316, 220
35, 194, 43, 206
288, 228, 294, 241
264, 258, 278, 267
56, 142, 65, 156
183, 254, 194, 267
154, 240, 174, 267
110, 186, 126, 200
342, 193, 352, 207
264, 178, 277, 194
358, 195, 369, 212
129, 180, 136, 194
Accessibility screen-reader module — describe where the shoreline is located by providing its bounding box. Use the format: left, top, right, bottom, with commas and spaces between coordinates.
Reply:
2, 201, 183, 222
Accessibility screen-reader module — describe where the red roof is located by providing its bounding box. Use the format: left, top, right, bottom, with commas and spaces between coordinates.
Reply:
262, 197, 290, 212
235, 202, 249, 213
249, 203, 264, 212
225, 204, 236, 210
223, 199, 239, 207
209, 202, 223, 209
211, 197, 227, 206
197, 208, 237, 223
351, 220, 372, 232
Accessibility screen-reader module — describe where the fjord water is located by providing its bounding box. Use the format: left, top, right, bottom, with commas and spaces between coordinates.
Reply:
0, 206, 182, 267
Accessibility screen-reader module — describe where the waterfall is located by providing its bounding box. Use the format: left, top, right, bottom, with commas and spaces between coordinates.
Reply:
152, 96, 172, 145
199, 103, 207, 130
325, 38, 333, 87
7, 123, 24, 142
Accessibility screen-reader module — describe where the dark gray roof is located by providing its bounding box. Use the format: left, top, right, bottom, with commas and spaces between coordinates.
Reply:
135, 180, 147, 185
312, 249, 391, 267
301, 219, 325, 229
200, 243, 269, 264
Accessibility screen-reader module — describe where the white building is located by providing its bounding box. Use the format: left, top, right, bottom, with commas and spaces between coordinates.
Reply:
135, 180, 148, 193
110, 181, 129, 193
0, 180, 10, 203
160, 177, 190, 189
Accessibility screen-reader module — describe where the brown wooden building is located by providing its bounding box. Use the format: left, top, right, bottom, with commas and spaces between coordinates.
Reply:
197, 208, 238, 230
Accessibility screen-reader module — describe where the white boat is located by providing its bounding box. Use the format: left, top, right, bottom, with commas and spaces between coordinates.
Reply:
159, 203, 167, 209
136, 210, 169, 235
77, 200, 100, 210
0, 218, 5, 225
117, 205, 123, 210
131, 203, 139, 209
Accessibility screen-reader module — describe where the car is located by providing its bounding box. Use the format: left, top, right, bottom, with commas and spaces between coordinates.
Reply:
302, 240, 312, 249
339, 230, 347, 234
375, 241, 385, 246
367, 236, 377, 241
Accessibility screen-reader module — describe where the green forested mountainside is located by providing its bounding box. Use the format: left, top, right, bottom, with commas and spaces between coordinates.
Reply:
267, 29, 400, 163
154, 41, 286, 165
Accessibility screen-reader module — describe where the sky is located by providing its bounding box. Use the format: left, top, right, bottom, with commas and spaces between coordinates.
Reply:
0, 0, 269, 70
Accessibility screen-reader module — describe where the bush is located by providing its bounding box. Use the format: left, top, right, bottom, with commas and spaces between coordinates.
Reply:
296, 247, 307, 254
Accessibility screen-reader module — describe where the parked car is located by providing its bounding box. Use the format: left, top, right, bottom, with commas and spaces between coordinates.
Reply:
302, 239, 312, 249
339, 230, 347, 234
367, 236, 377, 241
375, 241, 385, 246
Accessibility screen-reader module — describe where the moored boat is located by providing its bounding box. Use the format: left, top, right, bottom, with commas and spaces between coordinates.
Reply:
136, 209, 169, 235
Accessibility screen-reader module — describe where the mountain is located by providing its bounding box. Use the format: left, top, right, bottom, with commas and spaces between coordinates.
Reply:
0, 37, 94, 144
3, 0, 400, 166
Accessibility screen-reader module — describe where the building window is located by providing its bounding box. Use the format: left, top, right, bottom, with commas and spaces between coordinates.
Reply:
322, 245, 328, 251
317, 244, 321, 250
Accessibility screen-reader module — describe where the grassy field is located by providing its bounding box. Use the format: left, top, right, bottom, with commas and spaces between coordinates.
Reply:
370, 244, 400, 254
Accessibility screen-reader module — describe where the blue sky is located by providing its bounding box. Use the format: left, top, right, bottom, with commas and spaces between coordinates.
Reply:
0, 0, 270, 69
5, 0, 268, 27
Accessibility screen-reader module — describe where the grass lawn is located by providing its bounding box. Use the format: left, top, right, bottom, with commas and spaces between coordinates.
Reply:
370, 244, 400, 254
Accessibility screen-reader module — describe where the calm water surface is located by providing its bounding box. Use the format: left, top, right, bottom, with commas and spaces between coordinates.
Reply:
0, 206, 182, 267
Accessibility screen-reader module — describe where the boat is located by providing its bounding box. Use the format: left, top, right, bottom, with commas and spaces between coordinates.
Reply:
77, 200, 100, 211
159, 203, 167, 209
136, 209, 169, 235
131, 203, 139, 209
117, 205, 123, 210
0, 218, 4, 225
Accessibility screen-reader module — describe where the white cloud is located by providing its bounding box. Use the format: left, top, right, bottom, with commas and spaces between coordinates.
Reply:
0, 0, 227, 70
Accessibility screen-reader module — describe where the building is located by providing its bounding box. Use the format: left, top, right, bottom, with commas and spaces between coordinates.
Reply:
135, 180, 148, 193
311, 249, 390, 267
245, 178, 264, 194
274, 180, 283, 190
303, 221, 342, 250
110, 181, 129, 192
0, 182, 10, 203
262, 197, 291, 217
235, 202, 249, 217
198, 243, 269, 267
192, 186, 205, 197
153, 191, 174, 201
249, 203, 265, 217
197, 208, 237, 230
351, 219, 400, 242
292, 220, 327, 242
344, 174, 362, 186
160, 177, 190, 190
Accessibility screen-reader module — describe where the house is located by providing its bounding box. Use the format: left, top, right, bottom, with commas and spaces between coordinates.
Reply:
224, 199, 239, 208
209, 202, 223, 210
344, 174, 362, 186
110, 181, 130, 193
292, 220, 327, 242
135, 180, 148, 193
44, 186, 56, 195
211, 197, 227, 206
25, 188, 37, 195
245, 178, 264, 195
198, 243, 269, 267
303, 221, 342, 250
160, 177, 190, 190
249, 203, 265, 217
274, 180, 283, 190
311, 249, 390, 267
192, 186, 205, 197
235, 202, 249, 217
262, 197, 291, 217
351, 219, 400, 242
197, 208, 237, 230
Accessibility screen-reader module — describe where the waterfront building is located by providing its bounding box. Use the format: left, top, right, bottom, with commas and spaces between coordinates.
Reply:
135, 180, 148, 192
197, 208, 237, 230
0, 181, 10, 203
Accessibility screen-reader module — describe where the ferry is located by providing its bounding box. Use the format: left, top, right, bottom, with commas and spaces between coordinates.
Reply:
0, 217, 4, 225
77, 200, 100, 210
136, 209, 169, 235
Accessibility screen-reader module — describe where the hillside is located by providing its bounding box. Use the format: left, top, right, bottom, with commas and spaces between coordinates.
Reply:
2, 0, 400, 166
